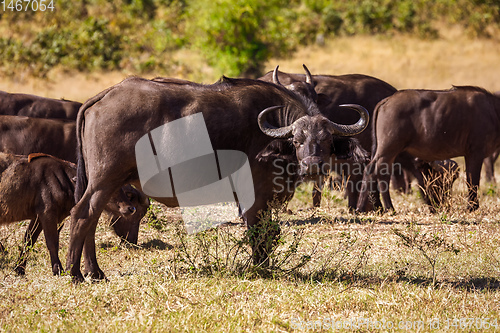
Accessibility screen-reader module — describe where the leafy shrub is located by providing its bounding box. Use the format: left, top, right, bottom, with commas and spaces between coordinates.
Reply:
393, 222, 460, 285
184, 0, 281, 77
0, 18, 122, 76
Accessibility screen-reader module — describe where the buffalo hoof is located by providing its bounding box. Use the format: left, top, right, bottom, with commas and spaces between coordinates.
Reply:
70, 269, 85, 284
14, 265, 26, 276
384, 208, 396, 215
84, 268, 108, 282
71, 274, 85, 284
52, 263, 63, 276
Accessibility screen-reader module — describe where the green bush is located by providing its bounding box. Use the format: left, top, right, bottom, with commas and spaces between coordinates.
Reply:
184, 0, 281, 77
0, 17, 122, 76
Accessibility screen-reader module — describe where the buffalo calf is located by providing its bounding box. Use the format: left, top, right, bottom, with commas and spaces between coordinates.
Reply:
0, 115, 150, 243
0, 153, 141, 275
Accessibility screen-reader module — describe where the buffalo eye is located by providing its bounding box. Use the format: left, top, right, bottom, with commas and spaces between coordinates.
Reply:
293, 140, 303, 148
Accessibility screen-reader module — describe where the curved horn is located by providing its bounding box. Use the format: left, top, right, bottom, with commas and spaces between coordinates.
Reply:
272, 65, 282, 86
303, 64, 313, 85
258, 105, 294, 138
326, 104, 369, 136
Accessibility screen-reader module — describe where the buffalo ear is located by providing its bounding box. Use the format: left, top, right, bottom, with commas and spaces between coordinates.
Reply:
256, 139, 295, 162
138, 190, 150, 206
317, 93, 332, 109
331, 137, 368, 162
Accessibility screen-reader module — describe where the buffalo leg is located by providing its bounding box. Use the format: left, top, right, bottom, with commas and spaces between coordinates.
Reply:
483, 155, 497, 184
67, 188, 114, 282
82, 222, 106, 280
40, 214, 64, 275
376, 158, 395, 212
341, 164, 362, 211
357, 161, 376, 213
312, 181, 322, 208
465, 156, 483, 211
345, 174, 358, 211
357, 157, 394, 212
243, 196, 282, 267
392, 169, 412, 194
348, 172, 382, 212
410, 166, 437, 213
14, 218, 43, 275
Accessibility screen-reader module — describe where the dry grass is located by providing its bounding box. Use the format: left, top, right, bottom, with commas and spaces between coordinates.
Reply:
266, 27, 500, 92
2, 33, 500, 331
1, 184, 500, 331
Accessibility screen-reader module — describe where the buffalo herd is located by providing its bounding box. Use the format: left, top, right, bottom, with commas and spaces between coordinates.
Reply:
0, 65, 498, 282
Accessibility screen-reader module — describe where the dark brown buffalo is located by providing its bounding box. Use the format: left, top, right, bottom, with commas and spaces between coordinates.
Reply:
0, 90, 81, 120
66, 70, 369, 282
0, 115, 149, 243
105, 189, 150, 245
357, 86, 500, 212
259, 67, 397, 209
0, 115, 77, 162
0, 153, 140, 276
483, 92, 500, 183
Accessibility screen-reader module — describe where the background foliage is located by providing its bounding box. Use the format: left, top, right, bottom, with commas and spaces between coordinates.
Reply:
0, 0, 499, 77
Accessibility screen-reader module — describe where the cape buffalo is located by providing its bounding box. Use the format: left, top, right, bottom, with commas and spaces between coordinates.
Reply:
483, 92, 500, 183
357, 86, 500, 212
259, 67, 397, 209
0, 153, 141, 275
0, 90, 81, 120
0, 115, 149, 243
0, 115, 77, 162
66, 69, 369, 282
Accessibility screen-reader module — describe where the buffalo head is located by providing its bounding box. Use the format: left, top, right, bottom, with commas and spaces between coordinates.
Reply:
108, 185, 150, 244
258, 103, 368, 175
104, 184, 139, 217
